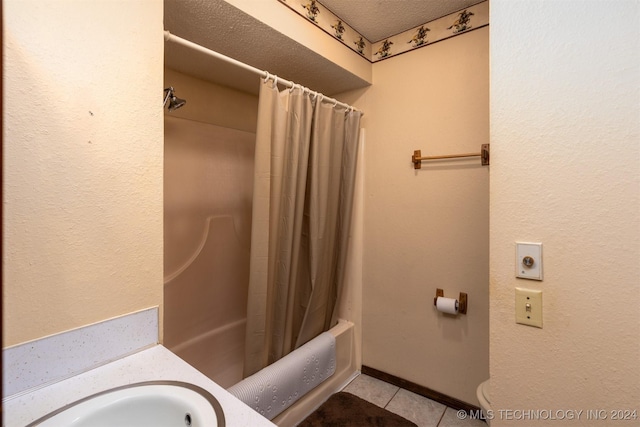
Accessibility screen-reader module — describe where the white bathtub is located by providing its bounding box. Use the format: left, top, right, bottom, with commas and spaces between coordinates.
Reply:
170, 318, 247, 390
271, 320, 358, 427
170, 319, 358, 427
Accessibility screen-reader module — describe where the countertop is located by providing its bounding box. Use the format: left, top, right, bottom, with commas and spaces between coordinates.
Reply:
3, 345, 275, 427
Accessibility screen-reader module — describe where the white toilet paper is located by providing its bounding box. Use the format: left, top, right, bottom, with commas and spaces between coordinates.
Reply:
436, 297, 459, 314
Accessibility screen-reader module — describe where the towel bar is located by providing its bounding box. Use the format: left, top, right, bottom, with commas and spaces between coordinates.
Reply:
412, 144, 489, 169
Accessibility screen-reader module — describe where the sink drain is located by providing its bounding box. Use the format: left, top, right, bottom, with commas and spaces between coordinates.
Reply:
184, 413, 192, 426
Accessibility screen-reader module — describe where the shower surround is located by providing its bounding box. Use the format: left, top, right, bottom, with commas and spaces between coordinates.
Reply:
163, 112, 255, 387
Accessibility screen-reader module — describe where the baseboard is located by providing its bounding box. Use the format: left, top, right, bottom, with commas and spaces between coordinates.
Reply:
361, 365, 481, 414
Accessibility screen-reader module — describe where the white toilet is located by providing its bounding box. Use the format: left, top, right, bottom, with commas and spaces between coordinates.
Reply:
476, 379, 492, 426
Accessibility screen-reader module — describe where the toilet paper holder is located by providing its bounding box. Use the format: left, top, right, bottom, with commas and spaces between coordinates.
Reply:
434, 288, 468, 315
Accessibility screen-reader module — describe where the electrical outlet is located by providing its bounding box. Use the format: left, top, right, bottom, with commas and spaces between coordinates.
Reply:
516, 242, 543, 280
515, 287, 542, 328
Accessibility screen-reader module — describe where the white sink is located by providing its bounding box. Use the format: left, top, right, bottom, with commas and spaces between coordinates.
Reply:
26, 381, 225, 427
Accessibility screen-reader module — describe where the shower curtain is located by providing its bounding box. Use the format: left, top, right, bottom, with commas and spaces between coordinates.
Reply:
243, 78, 362, 377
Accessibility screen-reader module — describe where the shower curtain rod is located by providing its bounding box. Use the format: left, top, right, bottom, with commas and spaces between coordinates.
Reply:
163, 31, 361, 113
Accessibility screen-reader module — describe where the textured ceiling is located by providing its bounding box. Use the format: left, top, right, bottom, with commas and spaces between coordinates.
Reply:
164, 0, 371, 96
164, 0, 483, 96
318, 0, 482, 42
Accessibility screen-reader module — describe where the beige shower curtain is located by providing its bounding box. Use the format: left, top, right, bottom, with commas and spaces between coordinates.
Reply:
243, 79, 362, 377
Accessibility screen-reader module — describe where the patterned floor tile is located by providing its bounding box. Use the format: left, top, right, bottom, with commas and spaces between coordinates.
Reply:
342, 373, 400, 408
385, 388, 447, 427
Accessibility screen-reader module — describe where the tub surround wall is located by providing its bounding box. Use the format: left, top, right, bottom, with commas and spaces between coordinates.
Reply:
490, 1, 640, 424
163, 68, 258, 380
3, 0, 164, 348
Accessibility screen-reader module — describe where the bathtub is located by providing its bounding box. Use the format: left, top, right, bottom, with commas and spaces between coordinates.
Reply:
171, 319, 357, 427
270, 320, 358, 427
170, 318, 247, 390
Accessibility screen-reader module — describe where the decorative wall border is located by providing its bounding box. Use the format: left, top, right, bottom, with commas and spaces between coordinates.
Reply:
279, 0, 372, 59
277, 0, 488, 63
370, 2, 488, 61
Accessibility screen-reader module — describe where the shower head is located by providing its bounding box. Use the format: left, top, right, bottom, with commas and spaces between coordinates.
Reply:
168, 95, 186, 111
163, 87, 186, 112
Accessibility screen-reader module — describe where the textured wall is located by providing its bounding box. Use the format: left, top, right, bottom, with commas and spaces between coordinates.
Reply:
362, 28, 490, 406
490, 1, 640, 424
3, 0, 164, 347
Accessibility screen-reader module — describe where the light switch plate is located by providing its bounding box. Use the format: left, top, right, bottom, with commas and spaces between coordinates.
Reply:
516, 242, 543, 280
515, 287, 542, 328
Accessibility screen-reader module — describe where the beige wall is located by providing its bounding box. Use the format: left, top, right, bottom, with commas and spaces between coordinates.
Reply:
3, 0, 164, 347
490, 1, 639, 425
361, 27, 490, 406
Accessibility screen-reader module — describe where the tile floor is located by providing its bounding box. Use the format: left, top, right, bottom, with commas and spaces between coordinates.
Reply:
340, 374, 486, 427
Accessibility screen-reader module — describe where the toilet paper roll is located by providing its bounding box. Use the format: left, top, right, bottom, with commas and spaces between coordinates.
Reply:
436, 297, 459, 314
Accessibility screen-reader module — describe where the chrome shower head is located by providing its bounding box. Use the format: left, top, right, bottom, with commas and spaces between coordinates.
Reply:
163, 87, 186, 112
168, 95, 186, 111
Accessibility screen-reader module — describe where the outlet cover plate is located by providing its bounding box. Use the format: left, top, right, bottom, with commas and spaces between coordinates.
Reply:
515, 287, 542, 328
516, 242, 543, 280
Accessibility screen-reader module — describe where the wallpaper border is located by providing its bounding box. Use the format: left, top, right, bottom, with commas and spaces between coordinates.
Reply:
277, 0, 489, 63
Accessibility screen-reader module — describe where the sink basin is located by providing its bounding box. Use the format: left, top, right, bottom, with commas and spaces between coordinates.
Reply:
26, 380, 225, 427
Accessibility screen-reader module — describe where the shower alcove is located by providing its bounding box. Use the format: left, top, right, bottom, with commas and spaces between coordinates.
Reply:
163, 0, 370, 393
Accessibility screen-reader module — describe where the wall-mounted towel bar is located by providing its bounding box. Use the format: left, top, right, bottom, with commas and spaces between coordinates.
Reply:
412, 144, 490, 169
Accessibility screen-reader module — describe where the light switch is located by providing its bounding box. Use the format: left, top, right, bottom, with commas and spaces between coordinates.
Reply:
516, 242, 543, 280
515, 287, 542, 328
